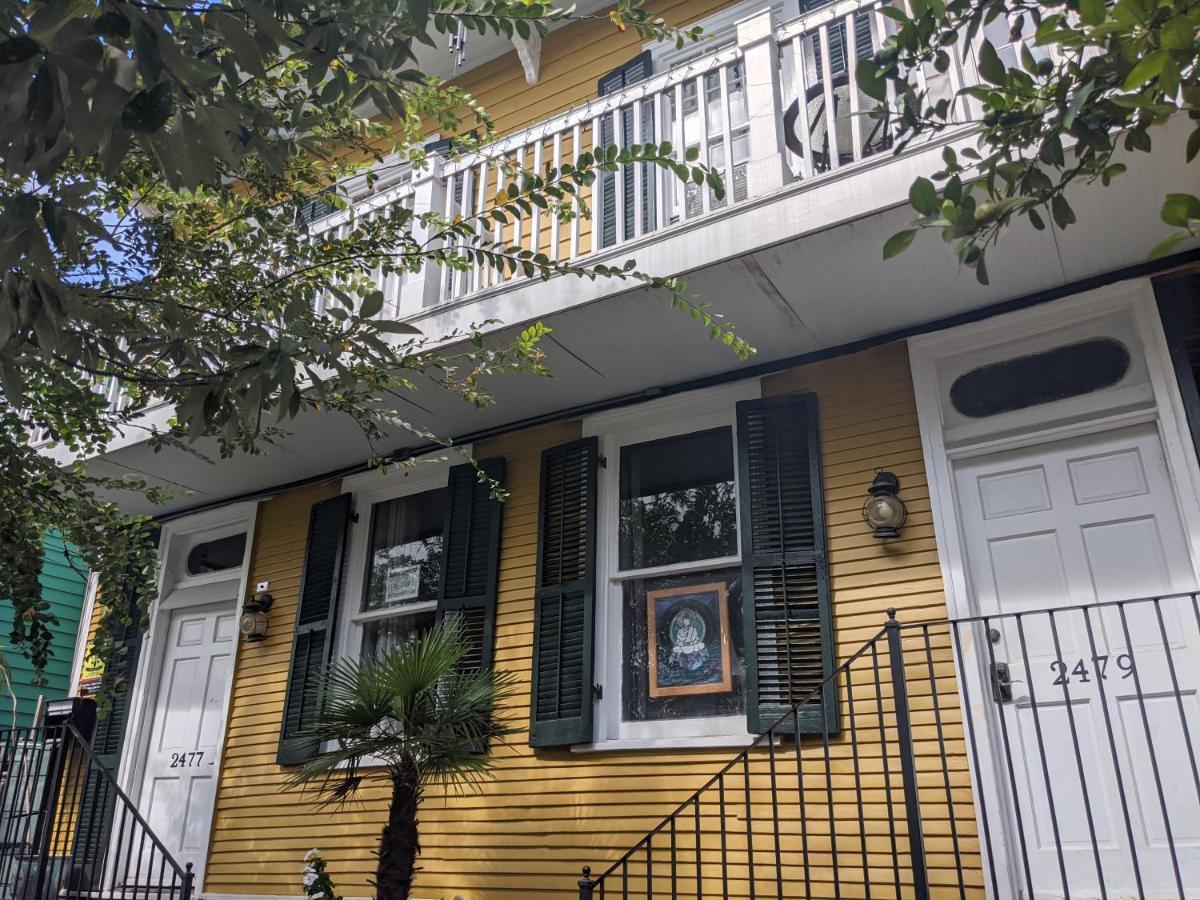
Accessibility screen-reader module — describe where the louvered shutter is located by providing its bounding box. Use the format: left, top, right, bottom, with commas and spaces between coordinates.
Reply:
809, 11, 872, 78
71, 580, 145, 881
598, 52, 653, 249
736, 394, 837, 735
529, 437, 599, 747
436, 458, 505, 673
1157, 273, 1200, 461
277, 493, 352, 765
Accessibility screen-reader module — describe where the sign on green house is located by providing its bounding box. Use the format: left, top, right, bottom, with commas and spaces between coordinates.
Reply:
0, 533, 88, 729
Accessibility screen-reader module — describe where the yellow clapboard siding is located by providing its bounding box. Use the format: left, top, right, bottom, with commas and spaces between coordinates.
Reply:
200, 342, 985, 898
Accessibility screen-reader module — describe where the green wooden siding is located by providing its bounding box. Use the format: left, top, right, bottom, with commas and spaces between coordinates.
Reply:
0, 533, 88, 728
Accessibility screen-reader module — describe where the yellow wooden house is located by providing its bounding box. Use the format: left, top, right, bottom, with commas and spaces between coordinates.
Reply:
11, 0, 1200, 898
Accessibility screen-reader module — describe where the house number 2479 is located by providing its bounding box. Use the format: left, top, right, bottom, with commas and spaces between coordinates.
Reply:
1050, 653, 1135, 685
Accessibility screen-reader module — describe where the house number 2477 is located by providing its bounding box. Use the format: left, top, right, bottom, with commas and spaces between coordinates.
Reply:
169, 751, 205, 768
1050, 653, 1135, 685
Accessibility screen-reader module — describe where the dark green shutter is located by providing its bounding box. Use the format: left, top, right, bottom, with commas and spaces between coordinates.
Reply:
71, 561, 152, 882
737, 394, 837, 735
598, 52, 653, 248
277, 492, 352, 765
529, 437, 599, 748
436, 458, 506, 673
1156, 273, 1200, 462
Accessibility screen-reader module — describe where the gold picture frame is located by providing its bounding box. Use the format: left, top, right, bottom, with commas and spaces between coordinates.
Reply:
646, 581, 733, 698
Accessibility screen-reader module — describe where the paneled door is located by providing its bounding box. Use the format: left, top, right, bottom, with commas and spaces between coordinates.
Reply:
135, 601, 236, 887
955, 424, 1200, 898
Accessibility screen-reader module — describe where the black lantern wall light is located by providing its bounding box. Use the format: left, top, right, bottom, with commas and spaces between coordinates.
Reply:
863, 471, 907, 539
239, 586, 274, 642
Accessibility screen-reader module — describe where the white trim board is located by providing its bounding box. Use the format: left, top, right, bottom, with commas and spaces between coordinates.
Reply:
907, 274, 1200, 900
69, 571, 100, 696
114, 500, 258, 894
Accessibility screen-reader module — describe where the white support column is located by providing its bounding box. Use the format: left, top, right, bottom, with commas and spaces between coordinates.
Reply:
736, 9, 788, 198
401, 154, 448, 311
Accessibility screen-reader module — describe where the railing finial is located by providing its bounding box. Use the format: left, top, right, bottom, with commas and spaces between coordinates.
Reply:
887, 607, 898, 621
578, 865, 594, 900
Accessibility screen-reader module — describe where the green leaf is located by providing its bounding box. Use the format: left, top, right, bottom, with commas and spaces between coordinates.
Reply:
360, 290, 385, 318
1148, 231, 1189, 260
909, 177, 938, 216
1161, 194, 1200, 228
977, 40, 1006, 86
856, 59, 888, 102
121, 82, 174, 134
1050, 194, 1076, 229
1186, 127, 1200, 164
1123, 50, 1168, 91
1079, 0, 1106, 26
883, 229, 918, 259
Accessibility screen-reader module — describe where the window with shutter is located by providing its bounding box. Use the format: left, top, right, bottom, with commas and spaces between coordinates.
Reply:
529, 437, 599, 747
736, 394, 836, 734
597, 52, 653, 249
586, 382, 760, 747
1156, 273, 1200, 462
436, 459, 505, 673
277, 493, 352, 765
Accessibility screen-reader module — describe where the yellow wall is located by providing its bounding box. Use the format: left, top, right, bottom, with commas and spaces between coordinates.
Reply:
193, 341, 982, 899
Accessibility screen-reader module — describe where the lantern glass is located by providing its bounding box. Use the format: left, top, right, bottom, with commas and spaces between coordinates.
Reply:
239, 609, 269, 642
864, 494, 905, 531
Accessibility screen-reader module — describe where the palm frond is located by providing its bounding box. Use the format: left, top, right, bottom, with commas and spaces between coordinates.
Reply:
286, 618, 517, 807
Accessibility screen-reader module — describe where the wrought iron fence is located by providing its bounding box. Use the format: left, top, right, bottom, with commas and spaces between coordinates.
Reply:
576, 594, 1200, 899
0, 721, 194, 900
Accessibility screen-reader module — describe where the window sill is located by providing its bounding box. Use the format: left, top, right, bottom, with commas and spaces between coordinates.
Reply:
570, 735, 754, 754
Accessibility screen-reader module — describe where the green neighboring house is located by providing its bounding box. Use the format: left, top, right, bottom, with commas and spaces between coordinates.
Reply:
0, 532, 89, 729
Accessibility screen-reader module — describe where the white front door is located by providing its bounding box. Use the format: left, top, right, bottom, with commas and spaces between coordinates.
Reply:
137, 602, 236, 886
956, 424, 1200, 898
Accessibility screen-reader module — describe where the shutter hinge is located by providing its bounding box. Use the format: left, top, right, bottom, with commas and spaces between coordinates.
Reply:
349, 511, 360, 524
597, 455, 607, 469
592, 683, 603, 699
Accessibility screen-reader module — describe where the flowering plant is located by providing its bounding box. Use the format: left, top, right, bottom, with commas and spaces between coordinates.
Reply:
300, 849, 342, 900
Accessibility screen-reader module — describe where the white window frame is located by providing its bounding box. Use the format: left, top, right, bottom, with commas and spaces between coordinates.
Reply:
585, 380, 760, 749
335, 451, 467, 663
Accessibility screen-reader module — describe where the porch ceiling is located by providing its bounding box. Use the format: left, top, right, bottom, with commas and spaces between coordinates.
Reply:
91, 147, 1195, 517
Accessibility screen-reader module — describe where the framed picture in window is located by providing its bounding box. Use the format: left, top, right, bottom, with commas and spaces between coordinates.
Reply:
646, 581, 733, 698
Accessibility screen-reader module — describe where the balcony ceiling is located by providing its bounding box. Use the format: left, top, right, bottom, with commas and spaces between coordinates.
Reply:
90, 132, 1195, 517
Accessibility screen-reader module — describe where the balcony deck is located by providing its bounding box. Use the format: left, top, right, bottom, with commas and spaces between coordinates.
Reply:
73, 0, 1194, 514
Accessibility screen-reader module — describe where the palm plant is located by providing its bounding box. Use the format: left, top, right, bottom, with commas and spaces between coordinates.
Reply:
286, 618, 516, 900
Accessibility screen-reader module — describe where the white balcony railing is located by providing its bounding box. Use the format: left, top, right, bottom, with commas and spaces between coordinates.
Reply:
311, 0, 980, 316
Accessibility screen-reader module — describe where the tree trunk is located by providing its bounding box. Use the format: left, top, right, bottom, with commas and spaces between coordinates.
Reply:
375, 770, 422, 900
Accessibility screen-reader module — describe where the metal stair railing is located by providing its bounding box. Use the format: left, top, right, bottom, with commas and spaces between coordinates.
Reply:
0, 720, 194, 900
574, 595, 1200, 900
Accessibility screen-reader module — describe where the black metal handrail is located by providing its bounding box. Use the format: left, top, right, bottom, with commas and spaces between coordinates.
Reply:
0, 720, 194, 899
575, 594, 1200, 900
